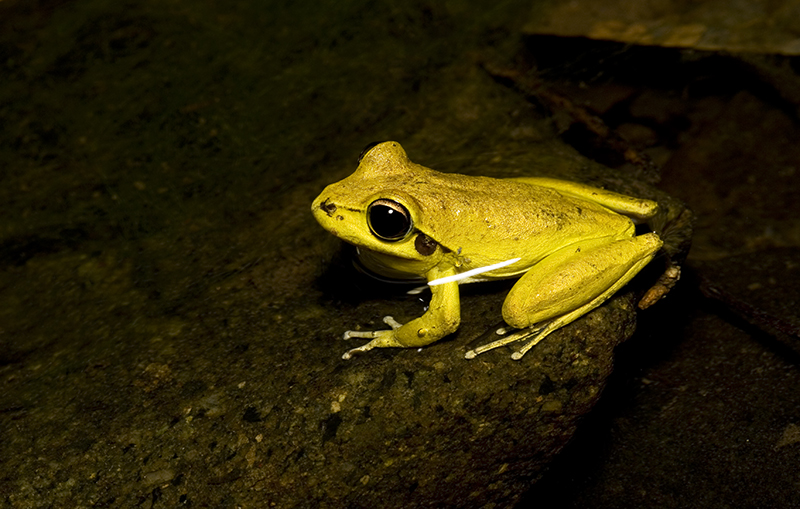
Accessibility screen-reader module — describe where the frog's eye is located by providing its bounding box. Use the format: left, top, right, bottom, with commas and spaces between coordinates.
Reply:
367, 199, 412, 241
357, 141, 382, 165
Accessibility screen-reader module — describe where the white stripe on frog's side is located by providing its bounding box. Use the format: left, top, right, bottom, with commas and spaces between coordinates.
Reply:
427, 257, 522, 286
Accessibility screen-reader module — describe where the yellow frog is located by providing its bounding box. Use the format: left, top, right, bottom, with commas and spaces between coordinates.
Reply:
311, 142, 663, 360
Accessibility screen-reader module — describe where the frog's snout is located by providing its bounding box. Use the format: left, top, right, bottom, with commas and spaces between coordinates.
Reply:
311, 196, 345, 238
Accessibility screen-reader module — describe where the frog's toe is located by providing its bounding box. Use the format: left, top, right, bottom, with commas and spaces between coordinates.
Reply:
342, 316, 404, 341
341, 328, 404, 360
383, 315, 403, 330
343, 330, 376, 340
465, 324, 548, 360
342, 342, 376, 360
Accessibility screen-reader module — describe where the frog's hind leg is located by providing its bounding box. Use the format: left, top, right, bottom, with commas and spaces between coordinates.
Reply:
466, 232, 662, 360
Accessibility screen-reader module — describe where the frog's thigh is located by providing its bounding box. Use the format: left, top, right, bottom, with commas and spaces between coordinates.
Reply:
512, 177, 659, 220
502, 233, 662, 328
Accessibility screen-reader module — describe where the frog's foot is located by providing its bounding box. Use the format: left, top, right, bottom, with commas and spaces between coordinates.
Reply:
342, 316, 404, 360
464, 321, 554, 360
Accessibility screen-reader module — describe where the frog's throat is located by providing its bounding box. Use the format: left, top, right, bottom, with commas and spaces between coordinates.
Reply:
427, 257, 522, 286
354, 247, 427, 283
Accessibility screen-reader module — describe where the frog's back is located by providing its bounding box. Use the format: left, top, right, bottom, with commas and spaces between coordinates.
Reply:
414, 172, 637, 271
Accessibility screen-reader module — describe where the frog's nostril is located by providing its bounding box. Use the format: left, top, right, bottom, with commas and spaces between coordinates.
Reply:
320, 198, 337, 216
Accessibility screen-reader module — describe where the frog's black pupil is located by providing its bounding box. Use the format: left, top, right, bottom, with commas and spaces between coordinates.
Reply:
368, 200, 411, 241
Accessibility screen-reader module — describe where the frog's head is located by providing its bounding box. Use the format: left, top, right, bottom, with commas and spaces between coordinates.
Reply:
311, 141, 446, 277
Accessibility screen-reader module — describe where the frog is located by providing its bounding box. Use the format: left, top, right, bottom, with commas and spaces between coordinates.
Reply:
311, 141, 664, 360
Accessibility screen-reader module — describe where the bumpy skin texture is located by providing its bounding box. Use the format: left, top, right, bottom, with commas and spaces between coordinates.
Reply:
311, 142, 663, 359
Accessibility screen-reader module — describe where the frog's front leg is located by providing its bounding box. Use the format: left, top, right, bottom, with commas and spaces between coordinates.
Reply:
342, 266, 460, 359
467, 232, 662, 360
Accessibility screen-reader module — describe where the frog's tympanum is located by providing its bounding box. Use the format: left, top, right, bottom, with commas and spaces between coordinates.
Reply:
312, 142, 663, 360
